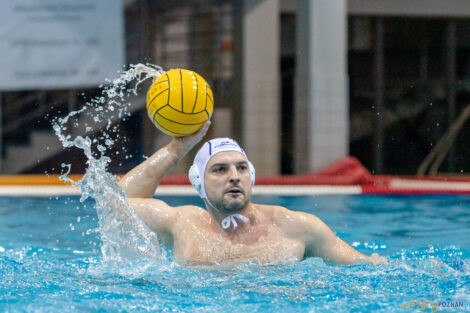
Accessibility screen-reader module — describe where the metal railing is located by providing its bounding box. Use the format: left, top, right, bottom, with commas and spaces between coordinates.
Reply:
418, 104, 470, 176
2, 92, 70, 135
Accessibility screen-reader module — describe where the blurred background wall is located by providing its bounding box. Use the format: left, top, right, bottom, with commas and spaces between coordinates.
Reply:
1, 0, 470, 177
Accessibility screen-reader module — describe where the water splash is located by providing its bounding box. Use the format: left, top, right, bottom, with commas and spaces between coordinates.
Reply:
53, 63, 165, 268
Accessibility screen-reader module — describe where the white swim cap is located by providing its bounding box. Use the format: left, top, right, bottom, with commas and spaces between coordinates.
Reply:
188, 138, 255, 199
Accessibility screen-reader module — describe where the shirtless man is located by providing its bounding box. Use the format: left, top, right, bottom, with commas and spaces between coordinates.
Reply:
119, 122, 387, 266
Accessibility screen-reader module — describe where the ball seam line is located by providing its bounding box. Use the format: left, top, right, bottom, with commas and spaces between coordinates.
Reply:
180, 69, 184, 112
206, 91, 213, 106
147, 88, 169, 109
155, 110, 207, 126
152, 80, 168, 87
205, 85, 208, 111
191, 72, 199, 113
151, 104, 169, 122
152, 117, 191, 136
159, 108, 207, 115
166, 72, 176, 113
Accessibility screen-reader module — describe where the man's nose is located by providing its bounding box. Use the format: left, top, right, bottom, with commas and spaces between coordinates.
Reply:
228, 165, 240, 183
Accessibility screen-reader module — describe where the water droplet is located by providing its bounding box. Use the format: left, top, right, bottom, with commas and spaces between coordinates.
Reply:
53, 63, 164, 265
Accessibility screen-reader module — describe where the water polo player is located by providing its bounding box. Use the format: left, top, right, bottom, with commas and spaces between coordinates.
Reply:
119, 122, 387, 265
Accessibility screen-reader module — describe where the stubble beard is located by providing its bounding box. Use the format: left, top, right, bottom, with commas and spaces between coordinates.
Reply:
212, 193, 250, 215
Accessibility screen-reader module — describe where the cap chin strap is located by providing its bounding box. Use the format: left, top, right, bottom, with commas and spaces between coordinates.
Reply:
221, 214, 249, 229
204, 197, 249, 229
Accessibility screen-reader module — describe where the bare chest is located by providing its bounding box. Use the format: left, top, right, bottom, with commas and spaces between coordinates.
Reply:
173, 224, 305, 265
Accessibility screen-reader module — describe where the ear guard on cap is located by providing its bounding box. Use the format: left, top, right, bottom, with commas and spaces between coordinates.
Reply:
189, 162, 256, 199
189, 164, 203, 195
248, 161, 255, 185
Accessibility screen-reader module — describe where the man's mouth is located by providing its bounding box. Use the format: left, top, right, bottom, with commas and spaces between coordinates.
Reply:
226, 188, 243, 195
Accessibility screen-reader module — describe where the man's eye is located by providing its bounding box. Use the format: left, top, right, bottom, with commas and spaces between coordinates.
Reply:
238, 165, 247, 171
214, 167, 226, 173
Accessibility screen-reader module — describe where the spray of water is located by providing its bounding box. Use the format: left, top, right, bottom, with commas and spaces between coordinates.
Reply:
53, 63, 165, 268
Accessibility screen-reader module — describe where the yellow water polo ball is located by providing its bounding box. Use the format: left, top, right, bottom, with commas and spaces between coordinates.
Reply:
146, 69, 214, 137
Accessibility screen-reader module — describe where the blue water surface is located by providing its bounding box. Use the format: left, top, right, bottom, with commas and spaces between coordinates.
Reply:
0, 195, 469, 312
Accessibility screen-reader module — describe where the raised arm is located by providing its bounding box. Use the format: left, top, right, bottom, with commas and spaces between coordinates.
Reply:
117, 122, 210, 243
119, 121, 210, 198
278, 207, 387, 265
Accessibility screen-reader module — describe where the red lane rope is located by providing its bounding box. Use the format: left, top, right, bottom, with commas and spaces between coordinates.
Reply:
2, 157, 470, 194
361, 186, 470, 195
159, 157, 470, 194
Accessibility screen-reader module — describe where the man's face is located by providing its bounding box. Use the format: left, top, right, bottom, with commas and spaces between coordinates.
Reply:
204, 151, 252, 214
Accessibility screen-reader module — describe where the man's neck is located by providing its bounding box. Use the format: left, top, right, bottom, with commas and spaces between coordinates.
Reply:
207, 202, 255, 233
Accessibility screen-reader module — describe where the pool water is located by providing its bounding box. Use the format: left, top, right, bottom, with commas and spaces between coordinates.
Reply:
0, 194, 469, 312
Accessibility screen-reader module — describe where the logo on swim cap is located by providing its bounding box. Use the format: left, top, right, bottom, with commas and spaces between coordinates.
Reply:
213, 140, 239, 150
188, 137, 255, 200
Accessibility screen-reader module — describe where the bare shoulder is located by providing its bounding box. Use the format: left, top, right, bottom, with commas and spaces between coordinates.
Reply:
127, 197, 203, 213
176, 204, 209, 221
126, 197, 207, 232
257, 204, 328, 239
257, 204, 321, 225
255, 204, 285, 222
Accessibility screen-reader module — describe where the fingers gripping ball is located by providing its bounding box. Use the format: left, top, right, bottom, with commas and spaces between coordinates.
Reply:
146, 69, 214, 137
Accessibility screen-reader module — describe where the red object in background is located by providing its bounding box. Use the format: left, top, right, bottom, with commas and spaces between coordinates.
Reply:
160, 157, 376, 186
255, 157, 376, 185
3, 157, 469, 194
220, 40, 233, 52
360, 185, 470, 194
159, 156, 470, 194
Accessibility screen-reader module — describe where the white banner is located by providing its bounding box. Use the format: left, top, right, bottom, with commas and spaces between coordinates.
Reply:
0, 0, 124, 90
